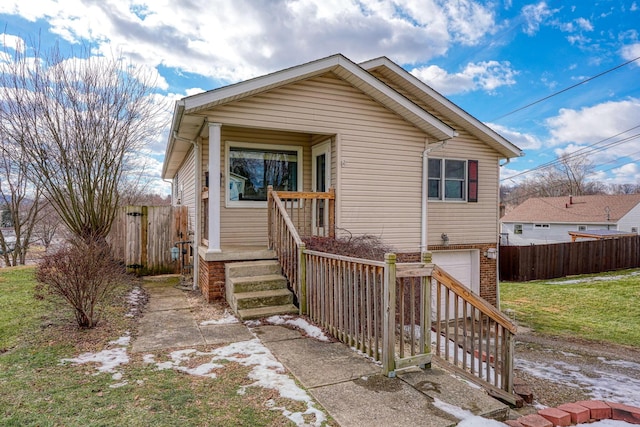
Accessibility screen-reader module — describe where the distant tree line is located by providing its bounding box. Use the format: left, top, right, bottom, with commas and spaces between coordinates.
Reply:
501, 153, 640, 207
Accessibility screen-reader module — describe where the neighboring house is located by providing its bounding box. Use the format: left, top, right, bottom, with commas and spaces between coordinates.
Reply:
500, 194, 640, 245
162, 54, 522, 306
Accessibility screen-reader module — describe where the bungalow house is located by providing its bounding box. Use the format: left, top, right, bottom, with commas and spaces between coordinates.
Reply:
162, 54, 522, 309
500, 194, 640, 245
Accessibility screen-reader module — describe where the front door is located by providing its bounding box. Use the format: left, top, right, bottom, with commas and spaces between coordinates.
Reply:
312, 141, 331, 236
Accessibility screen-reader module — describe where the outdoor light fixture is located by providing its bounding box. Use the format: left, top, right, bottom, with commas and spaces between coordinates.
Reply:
484, 247, 497, 259
441, 233, 449, 246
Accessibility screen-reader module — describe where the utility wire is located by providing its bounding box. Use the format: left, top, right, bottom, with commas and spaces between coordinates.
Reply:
501, 125, 640, 181
491, 56, 640, 121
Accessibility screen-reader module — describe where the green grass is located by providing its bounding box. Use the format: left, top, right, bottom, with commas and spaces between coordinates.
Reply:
501, 268, 640, 347
0, 267, 327, 426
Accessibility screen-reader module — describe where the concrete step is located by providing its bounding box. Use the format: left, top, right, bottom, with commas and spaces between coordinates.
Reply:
237, 304, 299, 320
226, 260, 282, 279
229, 274, 288, 293
234, 288, 293, 310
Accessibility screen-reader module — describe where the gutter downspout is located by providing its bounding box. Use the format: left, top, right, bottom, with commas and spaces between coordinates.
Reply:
173, 131, 200, 291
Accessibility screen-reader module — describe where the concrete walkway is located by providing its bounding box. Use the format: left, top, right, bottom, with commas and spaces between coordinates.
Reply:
132, 279, 509, 427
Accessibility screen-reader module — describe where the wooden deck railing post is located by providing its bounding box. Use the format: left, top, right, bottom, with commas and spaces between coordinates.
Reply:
421, 252, 432, 366
298, 242, 307, 315
328, 187, 335, 239
382, 252, 397, 377
267, 185, 274, 249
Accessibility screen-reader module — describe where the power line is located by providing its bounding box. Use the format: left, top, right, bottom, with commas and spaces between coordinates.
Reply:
491, 56, 640, 121
501, 125, 640, 181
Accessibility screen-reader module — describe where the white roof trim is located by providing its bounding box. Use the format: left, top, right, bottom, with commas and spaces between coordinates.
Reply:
180, 54, 456, 140
360, 57, 523, 158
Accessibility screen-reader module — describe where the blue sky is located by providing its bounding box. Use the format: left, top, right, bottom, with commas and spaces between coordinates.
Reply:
1, 0, 639, 194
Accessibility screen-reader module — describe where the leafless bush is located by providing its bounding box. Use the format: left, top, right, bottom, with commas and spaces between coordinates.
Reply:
303, 230, 393, 261
35, 237, 129, 328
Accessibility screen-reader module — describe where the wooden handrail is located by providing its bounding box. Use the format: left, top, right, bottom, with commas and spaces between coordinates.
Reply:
432, 265, 517, 334
270, 191, 303, 246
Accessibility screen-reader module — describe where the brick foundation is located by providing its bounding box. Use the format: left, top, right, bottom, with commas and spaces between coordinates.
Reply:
198, 257, 225, 303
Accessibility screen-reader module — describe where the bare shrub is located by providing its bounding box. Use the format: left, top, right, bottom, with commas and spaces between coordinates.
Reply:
35, 237, 129, 328
303, 231, 393, 261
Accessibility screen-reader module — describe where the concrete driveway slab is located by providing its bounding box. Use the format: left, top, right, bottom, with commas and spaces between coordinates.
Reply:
251, 325, 304, 342
200, 323, 255, 346
310, 375, 459, 427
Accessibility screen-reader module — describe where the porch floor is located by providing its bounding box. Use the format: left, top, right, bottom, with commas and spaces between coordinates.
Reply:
200, 245, 276, 262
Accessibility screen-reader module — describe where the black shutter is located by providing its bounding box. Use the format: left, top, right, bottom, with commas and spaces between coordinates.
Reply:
468, 160, 478, 202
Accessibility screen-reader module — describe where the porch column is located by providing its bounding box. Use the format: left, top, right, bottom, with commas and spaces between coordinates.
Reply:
208, 122, 222, 253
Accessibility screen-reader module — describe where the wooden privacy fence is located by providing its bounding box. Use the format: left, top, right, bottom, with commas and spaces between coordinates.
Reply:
108, 205, 189, 275
499, 235, 640, 281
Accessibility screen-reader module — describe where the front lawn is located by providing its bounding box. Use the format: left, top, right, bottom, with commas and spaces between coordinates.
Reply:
500, 269, 640, 347
0, 267, 324, 426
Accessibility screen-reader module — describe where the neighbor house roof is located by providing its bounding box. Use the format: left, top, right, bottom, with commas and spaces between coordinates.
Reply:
501, 194, 640, 224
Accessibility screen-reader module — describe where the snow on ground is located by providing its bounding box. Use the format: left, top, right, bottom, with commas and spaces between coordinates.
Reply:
125, 287, 145, 318
199, 310, 239, 325
144, 338, 326, 426
516, 356, 640, 407
61, 333, 326, 426
60, 331, 131, 388
263, 315, 330, 341
552, 271, 640, 285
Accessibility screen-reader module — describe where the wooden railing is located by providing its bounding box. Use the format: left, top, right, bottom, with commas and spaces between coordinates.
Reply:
431, 265, 517, 404
267, 188, 517, 403
269, 188, 335, 238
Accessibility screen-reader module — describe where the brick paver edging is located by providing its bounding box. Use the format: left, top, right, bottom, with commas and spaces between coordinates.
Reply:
505, 400, 640, 427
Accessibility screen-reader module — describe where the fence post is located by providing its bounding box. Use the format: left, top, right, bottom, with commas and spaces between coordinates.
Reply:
328, 187, 335, 239
421, 251, 432, 367
298, 242, 307, 315
383, 252, 397, 377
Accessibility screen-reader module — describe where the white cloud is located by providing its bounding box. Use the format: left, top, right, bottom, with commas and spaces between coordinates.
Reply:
0, 33, 25, 52
411, 60, 517, 95
575, 17, 593, 31
487, 123, 542, 150
621, 43, 640, 63
0, 0, 500, 84
546, 98, 640, 145
521, 2, 557, 35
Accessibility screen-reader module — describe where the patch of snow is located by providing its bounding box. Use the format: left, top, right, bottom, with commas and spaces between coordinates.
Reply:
125, 287, 144, 317
147, 338, 327, 426
244, 319, 262, 327
109, 334, 131, 346
598, 357, 640, 371
580, 421, 637, 427
456, 416, 507, 426
264, 315, 330, 342
552, 271, 640, 285
516, 358, 640, 406
433, 397, 475, 420
350, 346, 382, 366
200, 310, 239, 325
60, 347, 129, 374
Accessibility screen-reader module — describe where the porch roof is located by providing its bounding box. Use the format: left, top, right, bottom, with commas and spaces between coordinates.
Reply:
162, 54, 456, 179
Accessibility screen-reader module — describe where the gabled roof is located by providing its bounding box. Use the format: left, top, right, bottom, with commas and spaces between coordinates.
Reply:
501, 194, 640, 224
359, 57, 523, 159
163, 54, 459, 178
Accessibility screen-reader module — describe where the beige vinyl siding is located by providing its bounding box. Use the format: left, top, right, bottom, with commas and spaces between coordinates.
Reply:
427, 130, 500, 245
214, 127, 312, 246
370, 70, 502, 246
205, 73, 430, 251
176, 147, 197, 235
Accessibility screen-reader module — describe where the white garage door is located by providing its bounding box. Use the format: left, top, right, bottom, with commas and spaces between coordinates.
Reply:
431, 249, 480, 294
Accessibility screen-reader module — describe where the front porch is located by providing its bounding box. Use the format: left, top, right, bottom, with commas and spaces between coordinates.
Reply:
195, 189, 519, 405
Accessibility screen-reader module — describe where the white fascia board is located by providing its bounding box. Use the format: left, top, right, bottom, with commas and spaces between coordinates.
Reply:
179, 54, 455, 140
360, 57, 523, 158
